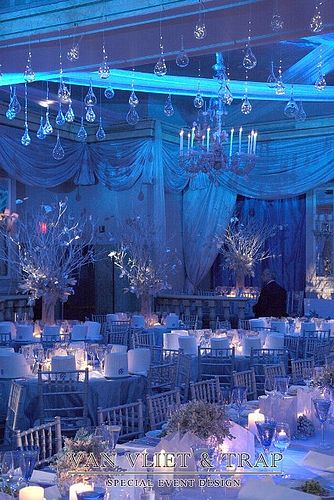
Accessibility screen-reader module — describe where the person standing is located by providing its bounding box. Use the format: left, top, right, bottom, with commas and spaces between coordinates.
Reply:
253, 269, 287, 318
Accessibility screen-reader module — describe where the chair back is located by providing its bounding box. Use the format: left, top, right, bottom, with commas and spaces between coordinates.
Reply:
291, 358, 315, 384
190, 377, 221, 403
150, 347, 179, 366
302, 331, 330, 364
284, 335, 300, 359
41, 326, 61, 346
215, 317, 231, 331
15, 416, 62, 466
4, 381, 26, 445
97, 400, 144, 442
147, 389, 181, 430
37, 367, 89, 432
238, 319, 250, 330
133, 330, 157, 350
175, 353, 192, 401
198, 347, 235, 386
263, 362, 286, 381
232, 369, 257, 400
250, 348, 288, 394
147, 362, 177, 393
107, 321, 131, 346
181, 315, 198, 330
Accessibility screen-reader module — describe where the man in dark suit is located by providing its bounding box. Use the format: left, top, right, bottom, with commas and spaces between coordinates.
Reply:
253, 269, 287, 318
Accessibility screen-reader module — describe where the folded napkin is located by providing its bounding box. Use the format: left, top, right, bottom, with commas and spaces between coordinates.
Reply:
238, 477, 321, 499
31, 469, 57, 485
302, 451, 334, 472
44, 486, 62, 500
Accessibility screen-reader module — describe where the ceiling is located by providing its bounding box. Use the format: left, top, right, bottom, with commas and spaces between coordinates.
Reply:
1, 0, 334, 128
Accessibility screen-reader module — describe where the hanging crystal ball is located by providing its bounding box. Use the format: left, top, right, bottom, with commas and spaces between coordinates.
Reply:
163, 94, 174, 117
271, 14, 284, 31
194, 92, 204, 109
37, 118, 46, 139
56, 107, 66, 126
24, 67, 35, 83
223, 86, 233, 105
284, 98, 299, 118
67, 44, 80, 62
104, 86, 115, 99
126, 105, 139, 125
65, 104, 75, 123
295, 102, 306, 122
85, 106, 96, 123
58, 82, 71, 103
77, 118, 87, 141
154, 57, 167, 77
315, 74, 326, 91
243, 47, 257, 70
194, 22, 207, 40
84, 86, 97, 106
129, 90, 139, 107
275, 80, 286, 96
6, 108, 15, 120
98, 61, 110, 79
310, 13, 323, 32
53, 135, 65, 160
96, 123, 106, 141
176, 49, 189, 68
21, 126, 31, 146
241, 97, 252, 115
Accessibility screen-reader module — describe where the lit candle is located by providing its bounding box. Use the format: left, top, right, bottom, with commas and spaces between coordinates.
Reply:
250, 130, 254, 153
247, 409, 265, 436
191, 127, 195, 148
206, 127, 210, 152
202, 135, 205, 146
253, 131, 258, 154
247, 134, 251, 154
69, 483, 94, 500
154, 449, 174, 481
187, 132, 191, 150
179, 129, 184, 152
229, 128, 234, 157
238, 127, 243, 154
19, 486, 44, 500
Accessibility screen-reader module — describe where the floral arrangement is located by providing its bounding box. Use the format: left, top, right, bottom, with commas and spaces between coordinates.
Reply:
313, 367, 334, 389
216, 215, 275, 288
53, 428, 109, 486
295, 414, 315, 438
109, 216, 180, 300
163, 400, 234, 443
0, 200, 101, 323
296, 480, 329, 497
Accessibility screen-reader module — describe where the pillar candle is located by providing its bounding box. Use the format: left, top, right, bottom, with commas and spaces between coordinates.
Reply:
250, 130, 254, 154
247, 134, 251, 154
19, 486, 44, 500
253, 131, 258, 154
229, 128, 234, 157
179, 129, 184, 152
238, 127, 243, 154
206, 127, 210, 152
247, 409, 265, 436
202, 135, 205, 146
191, 127, 195, 148
69, 483, 94, 500
187, 132, 191, 150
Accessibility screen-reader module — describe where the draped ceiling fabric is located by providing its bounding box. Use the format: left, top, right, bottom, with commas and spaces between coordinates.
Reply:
0, 120, 331, 288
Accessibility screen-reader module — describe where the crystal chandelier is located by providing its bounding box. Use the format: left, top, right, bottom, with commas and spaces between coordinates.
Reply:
178, 53, 258, 181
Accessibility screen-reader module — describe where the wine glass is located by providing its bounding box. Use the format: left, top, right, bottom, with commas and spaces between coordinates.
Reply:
2, 451, 15, 493
264, 377, 275, 396
19, 447, 39, 485
231, 386, 247, 423
96, 347, 105, 373
312, 397, 332, 449
220, 388, 231, 405
274, 376, 290, 397
273, 423, 291, 478
302, 366, 314, 388
256, 418, 277, 457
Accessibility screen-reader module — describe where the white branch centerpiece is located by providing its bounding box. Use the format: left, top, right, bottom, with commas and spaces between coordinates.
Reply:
109, 216, 180, 316
0, 200, 101, 324
216, 215, 275, 290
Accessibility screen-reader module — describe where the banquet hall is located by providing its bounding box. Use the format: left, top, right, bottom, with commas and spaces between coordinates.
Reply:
1, 0, 334, 499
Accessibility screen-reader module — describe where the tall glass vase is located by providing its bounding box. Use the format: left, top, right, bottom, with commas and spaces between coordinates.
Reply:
42, 294, 58, 325
140, 293, 153, 317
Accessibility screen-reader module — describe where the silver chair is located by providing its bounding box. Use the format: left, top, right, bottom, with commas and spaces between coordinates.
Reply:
190, 377, 221, 404
198, 347, 235, 387
97, 400, 144, 442
147, 389, 181, 430
233, 369, 258, 400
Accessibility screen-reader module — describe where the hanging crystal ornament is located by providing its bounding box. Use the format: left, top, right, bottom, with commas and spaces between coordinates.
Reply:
96, 117, 106, 141
194, 1, 207, 39
98, 42, 110, 79
85, 105, 96, 123
104, 86, 115, 99
163, 93, 174, 117
21, 82, 31, 146
52, 132, 65, 160
67, 42, 80, 62
23, 49, 35, 82
271, 11, 284, 31
43, 83, 53, 135
154, 28, 167, 77
295, 101, 306, 122
310, 1, 323, 32
37, 115, 46, 140
223, 85, 233, 105
129, 87, 139, 107
284, 88, 299, 118
65, 101, 75, 123
84, 81, 97, 106
267, 61, 278, 88
243, 20, 257, 70
176, 35, 189, 68
194, 89, 204, 109
315, 71, 326, 90
275, 59, 285, 95
56, 102, 66, 126
77, 117, 87, 141
10, 86, 21, 114
241, 95, 252, 115
57, 37, 71, 103
126, 105, 139, 125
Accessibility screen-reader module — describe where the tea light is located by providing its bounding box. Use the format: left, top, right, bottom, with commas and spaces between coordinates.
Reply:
154, 449, 174, 481
247, 409, 265, 436
19, 486, 44, 500
69, 483, 94, 500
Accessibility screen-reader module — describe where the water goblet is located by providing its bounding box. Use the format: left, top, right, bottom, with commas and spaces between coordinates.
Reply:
19, 447, 39, 485
220, 387, 231, 406
312, 397, 332, 449
2, 451, 15, 493
256, 418, 277, 457
110, 424, 122, 449
273, 423, 291, 478
264, 377, 276, 396
274, 376, 290, 397
96, 347, 105, 373
231, 386, 247, 424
